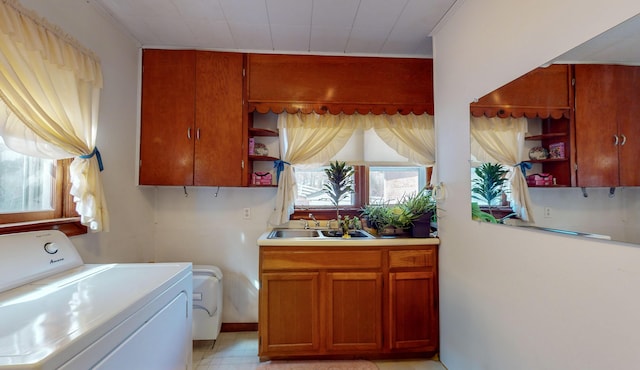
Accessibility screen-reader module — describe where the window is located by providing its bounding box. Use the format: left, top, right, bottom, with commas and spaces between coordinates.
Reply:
0, 137, 85, 235
293, 165, 428, 218
369, 166, 427, 204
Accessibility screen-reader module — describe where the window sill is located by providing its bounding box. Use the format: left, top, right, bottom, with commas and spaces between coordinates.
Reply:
0, 218, 87, 237
292, 208, 362, 220
478, 206, 518, 220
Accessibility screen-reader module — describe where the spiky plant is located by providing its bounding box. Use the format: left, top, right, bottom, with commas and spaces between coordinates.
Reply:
323, 161, 354, 219
472, 162, 508, 216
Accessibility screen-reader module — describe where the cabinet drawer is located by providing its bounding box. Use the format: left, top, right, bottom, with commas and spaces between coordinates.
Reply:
388, 249, 434, 269
262, 250, 382, 271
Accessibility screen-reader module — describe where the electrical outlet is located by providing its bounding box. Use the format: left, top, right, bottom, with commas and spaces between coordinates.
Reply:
544, 206, 552, 218
243, 207, 251, 220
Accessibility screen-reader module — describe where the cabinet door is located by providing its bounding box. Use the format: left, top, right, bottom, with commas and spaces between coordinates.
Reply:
326, 272, 382, 352
616, 66, 640, 186
194, 51, 244, 186
388, 271, 437, 351
574, 64, 620, 187
259, 272, 320, 356
140, 50, 196, 185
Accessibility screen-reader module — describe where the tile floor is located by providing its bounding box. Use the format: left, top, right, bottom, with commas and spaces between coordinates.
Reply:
192, 332, 447, 370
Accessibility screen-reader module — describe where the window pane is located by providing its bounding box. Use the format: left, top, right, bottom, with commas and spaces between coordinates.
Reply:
294, 167, 355, 207
369, 166, 426, 204
0, 138, 55, 214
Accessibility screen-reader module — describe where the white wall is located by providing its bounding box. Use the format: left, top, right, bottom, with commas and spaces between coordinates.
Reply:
20, 0, 156, 263
433, 1, 640, 369
152, 186, 276, 322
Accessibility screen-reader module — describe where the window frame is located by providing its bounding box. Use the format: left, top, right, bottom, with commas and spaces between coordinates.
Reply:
291, 165, 430, 221
0, 158, 87, 236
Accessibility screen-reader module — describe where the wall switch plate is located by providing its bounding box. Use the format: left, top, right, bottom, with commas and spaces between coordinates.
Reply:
243, 207, 251, 220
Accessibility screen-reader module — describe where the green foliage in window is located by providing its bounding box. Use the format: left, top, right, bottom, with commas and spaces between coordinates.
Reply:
323, 161, 354, 218
472, 162, 508, 213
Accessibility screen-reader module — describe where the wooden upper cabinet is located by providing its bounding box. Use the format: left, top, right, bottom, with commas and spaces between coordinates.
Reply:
574, 64, 640, 187
140, 49, 196, 185
194, 51, 245, 186
247, 54, 433, 115
140, 49, 245, 186
470, 64, 572, 119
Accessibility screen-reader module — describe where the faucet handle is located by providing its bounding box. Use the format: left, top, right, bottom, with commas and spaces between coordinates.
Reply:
308, 213, 320, 227
300, 219, 309, 229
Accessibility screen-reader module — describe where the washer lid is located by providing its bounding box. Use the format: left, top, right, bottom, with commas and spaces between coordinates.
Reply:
0, 262, 190, 368
193, 265, 223, 278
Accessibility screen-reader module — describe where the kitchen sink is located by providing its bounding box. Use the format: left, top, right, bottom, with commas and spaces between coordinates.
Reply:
320, 230, 373, 238
267, 228, 374, 239
268, 229, 320, 238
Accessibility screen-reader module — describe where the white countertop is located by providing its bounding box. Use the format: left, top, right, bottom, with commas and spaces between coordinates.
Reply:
257, 229, 439, 247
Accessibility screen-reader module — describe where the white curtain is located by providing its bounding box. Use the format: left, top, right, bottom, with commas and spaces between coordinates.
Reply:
0, 0, 108, 231
371, 113, 436, 181
269, 113, 356, 225
470, 115, 534, 222
269, 112, 435, 225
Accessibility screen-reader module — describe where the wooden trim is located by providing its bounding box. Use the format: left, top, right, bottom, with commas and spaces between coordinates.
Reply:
469, 105, 570, 119
0, 218, 87, 237
249, 102, 434, 116
221, 322, 258, 332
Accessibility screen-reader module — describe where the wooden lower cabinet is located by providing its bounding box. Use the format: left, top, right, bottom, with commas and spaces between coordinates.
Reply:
389, 271, 438, 351
326, 272, 383, 352
260, 272, 320, 354
258, 245, 438, 360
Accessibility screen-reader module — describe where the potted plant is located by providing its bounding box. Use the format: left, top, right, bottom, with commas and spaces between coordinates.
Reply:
323, 160, 354, 220
359, 202, 389, 234
400, 187, 437, 237
360, 188, 437, 237
471, 162, 508, 217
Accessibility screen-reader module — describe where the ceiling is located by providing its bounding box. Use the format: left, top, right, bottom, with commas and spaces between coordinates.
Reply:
91, 0, 458, 57
554, 13, 640, 65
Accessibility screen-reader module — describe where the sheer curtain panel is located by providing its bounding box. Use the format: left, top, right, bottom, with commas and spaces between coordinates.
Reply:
470, 115, 534, 222
0, 0, 108, 231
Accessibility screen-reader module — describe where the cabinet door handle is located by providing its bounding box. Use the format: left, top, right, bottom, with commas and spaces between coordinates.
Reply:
197, 128, 200, 141
187, 127, 192, 140
621, 134, 627, 146
614, 134, 619, 146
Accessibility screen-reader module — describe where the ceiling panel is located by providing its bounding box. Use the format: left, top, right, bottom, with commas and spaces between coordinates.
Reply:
92, 0, 460, 57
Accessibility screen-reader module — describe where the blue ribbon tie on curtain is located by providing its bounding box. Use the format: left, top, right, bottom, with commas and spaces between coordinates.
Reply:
80, 147, 104, 171
516, 161, 532, 177
273, 159, 290, 181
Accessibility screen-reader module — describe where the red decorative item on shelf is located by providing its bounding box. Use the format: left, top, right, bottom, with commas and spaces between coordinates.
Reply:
252, 172, 273, 185
527, 173, 554, 186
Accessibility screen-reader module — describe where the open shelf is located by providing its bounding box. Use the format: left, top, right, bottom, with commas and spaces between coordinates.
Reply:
525, 132, 568, 140
249, 128, 278, 137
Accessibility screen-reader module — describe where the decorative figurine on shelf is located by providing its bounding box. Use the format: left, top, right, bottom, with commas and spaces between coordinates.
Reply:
253, 143, 269, 156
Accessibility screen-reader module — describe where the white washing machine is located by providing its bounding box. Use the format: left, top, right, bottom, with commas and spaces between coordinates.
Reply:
192, 265, 223, 340
0, 230, 193, 370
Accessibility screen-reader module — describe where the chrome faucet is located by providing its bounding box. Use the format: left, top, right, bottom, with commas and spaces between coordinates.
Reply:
301, 219, 310, 229
308, 213, 320, 228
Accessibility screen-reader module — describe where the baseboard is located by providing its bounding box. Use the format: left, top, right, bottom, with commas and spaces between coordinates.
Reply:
221, 322, 258, 332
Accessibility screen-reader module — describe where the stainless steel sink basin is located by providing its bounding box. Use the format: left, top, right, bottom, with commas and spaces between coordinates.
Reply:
267, 228, 374, 239
267, 229, 320, 238
320, 230, 374, 238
